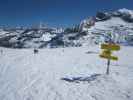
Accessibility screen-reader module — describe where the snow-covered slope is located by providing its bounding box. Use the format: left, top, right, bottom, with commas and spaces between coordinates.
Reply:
0, 46, 133, 100
79, 9, 133, 46
83, 17, 133, 43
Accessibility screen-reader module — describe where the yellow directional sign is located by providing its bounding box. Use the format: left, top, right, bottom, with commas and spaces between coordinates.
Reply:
99, 43, 120, 61
101, 50, 112, 56
101, 43, 120, 51
99, 38, 120, 75
99, 54, 118, 61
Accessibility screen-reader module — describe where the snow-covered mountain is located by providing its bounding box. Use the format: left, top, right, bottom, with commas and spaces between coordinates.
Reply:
0, 27, 64, 48
0, 8, 133, 48
79, 8, 133, 46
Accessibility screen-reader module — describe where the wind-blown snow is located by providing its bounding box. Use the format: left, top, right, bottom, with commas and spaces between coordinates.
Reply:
0, 46, 133, 100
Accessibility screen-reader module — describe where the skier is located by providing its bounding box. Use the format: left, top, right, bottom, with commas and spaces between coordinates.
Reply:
34, 48, 39, 54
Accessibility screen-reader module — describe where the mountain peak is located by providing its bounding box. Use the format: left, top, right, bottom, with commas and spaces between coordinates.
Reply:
118, 8, 133, 13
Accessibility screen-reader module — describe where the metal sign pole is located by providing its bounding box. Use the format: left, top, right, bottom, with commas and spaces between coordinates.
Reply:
106, 37, 111, 75
99, 33, 120, 75
106, 59, 110, 75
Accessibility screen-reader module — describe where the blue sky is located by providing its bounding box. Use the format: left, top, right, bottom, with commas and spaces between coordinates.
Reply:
0, 0, 133, 27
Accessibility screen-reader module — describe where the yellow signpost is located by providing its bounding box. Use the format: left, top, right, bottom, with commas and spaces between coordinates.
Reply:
101, 44, 120, 51
100, 54, 118, 61
99, 43, 120, 75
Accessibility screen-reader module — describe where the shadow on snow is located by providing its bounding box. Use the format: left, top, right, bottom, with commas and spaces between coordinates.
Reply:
61, 74, 101, 83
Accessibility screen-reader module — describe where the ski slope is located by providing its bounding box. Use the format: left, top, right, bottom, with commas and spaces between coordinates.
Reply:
0, 46, 133, 100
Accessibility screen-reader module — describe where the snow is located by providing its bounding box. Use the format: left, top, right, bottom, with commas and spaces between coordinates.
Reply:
0, 45, 133, 100
118, 8, 133, 18
80, 17, 133, 45
88, 17, 132, 31
41, 32, 55, 42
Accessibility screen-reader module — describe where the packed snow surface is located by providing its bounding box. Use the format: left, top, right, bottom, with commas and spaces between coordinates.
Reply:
0, 46, 133, 100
